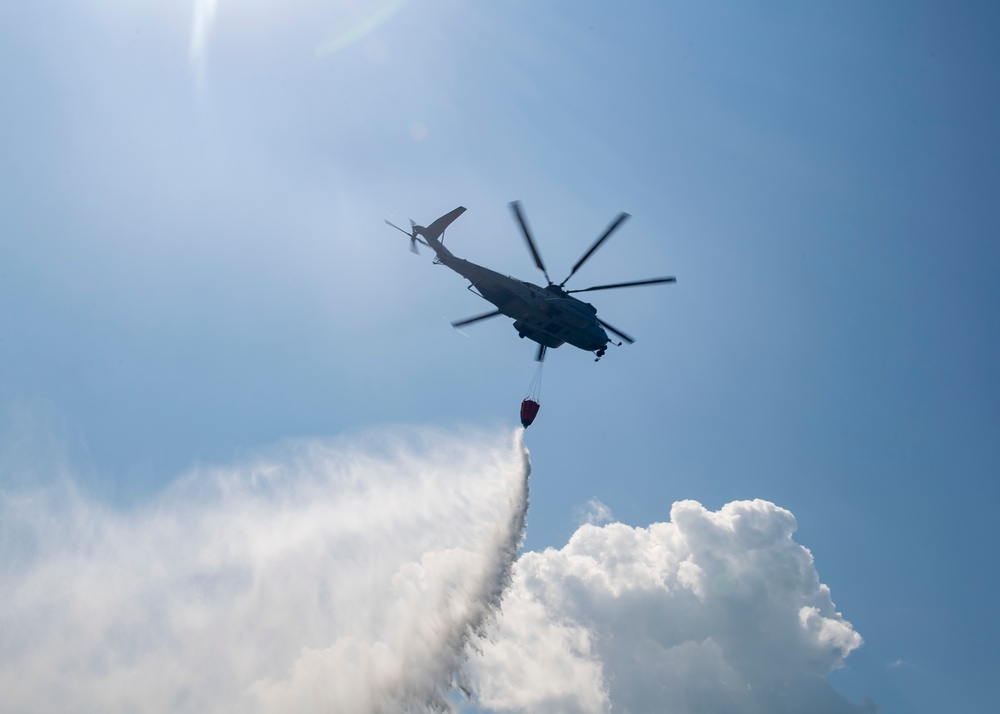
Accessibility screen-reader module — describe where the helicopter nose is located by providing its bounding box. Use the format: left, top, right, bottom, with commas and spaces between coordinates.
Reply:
589, 322, 610, 344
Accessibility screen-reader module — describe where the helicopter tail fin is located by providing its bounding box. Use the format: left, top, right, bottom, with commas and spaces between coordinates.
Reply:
417, 206, 466, 244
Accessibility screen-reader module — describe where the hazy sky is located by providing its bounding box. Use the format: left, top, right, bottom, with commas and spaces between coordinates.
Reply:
2, 1, 998, 711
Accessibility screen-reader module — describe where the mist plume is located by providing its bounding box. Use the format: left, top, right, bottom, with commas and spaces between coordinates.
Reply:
0, 427, 530, 714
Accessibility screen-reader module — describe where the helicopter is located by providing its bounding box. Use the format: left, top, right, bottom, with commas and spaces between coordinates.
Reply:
385, 201, 676, 362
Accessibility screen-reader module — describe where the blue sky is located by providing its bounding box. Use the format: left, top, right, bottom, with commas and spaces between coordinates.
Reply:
1, 1, 998, 711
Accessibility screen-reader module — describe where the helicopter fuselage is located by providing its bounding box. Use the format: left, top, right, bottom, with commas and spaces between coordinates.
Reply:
424, 233, 611, 355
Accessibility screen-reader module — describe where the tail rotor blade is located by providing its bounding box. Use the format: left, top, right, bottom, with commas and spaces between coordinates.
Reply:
451, 309, 503, 329
386, 218, 423, 254
598, 318, 636, 345
568, 276, 676, 293
509, 201, 551, 284
385, 219, 412, 237
561, 212, 630, 286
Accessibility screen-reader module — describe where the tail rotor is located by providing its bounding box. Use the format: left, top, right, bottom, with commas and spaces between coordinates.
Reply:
384, 218, 428, 254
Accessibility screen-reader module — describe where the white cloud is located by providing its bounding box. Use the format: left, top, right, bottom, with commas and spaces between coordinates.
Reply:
467, 499, 873, 714
575, 497, 614, 526
0, 427, 529, 714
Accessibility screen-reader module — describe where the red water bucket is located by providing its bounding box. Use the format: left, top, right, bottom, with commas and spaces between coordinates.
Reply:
520, 399, 540, 427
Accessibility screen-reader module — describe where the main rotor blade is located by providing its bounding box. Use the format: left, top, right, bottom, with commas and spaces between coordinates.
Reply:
536, 343, 547, 362
509, 201, 551, 284
567, 276, 677, 293
560, 212, 630, 286
598, 318, 636, 345
450, 309, 503, 329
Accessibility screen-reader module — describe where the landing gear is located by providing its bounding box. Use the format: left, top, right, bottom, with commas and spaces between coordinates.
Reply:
594, 345, 607, 362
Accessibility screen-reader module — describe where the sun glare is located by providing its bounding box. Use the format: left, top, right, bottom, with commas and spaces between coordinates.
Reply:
315, 0, 407, 57
190, 0, 218, 65
190, 0, 408, 78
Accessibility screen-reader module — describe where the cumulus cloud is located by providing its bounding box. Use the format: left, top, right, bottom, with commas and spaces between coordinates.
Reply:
468, 499, 873, 714
0, 427, 529, 714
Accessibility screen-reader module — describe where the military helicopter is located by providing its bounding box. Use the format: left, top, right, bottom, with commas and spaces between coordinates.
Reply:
385, 201, 676, 362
